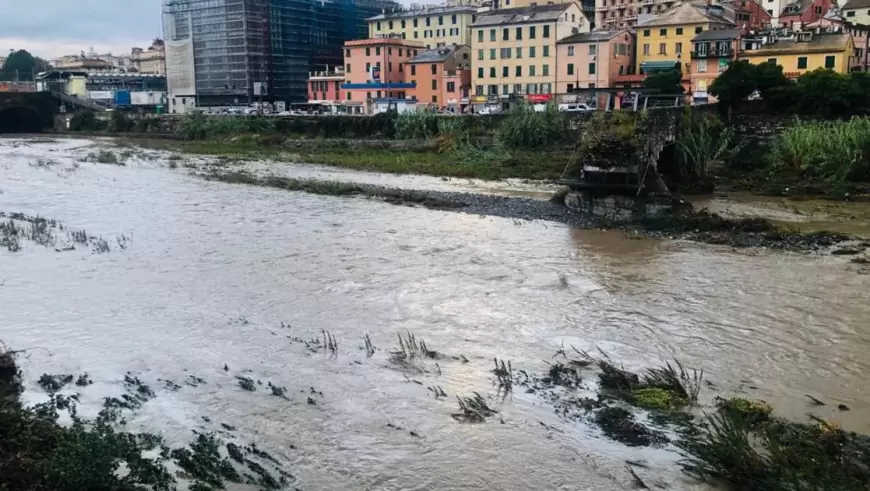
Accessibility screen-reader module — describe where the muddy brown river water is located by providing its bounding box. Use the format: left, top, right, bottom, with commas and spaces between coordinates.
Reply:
1, 137, 869, 490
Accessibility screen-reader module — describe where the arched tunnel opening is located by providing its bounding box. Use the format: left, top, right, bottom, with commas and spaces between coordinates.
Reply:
0, 106, 46, 133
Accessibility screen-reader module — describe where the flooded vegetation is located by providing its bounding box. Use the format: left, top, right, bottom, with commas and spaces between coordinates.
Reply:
2, 136, 870, 490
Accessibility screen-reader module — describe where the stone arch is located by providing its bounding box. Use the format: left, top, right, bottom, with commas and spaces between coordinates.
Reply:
0, 106, 46, 133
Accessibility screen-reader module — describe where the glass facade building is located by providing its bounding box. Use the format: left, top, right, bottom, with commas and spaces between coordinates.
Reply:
163, 0, 396, 105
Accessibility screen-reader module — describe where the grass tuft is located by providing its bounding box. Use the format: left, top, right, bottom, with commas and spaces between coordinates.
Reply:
453, 393, 497, 423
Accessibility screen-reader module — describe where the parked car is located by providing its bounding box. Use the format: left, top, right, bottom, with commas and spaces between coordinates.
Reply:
557, 103, 593, 112
477, 106, 501, 115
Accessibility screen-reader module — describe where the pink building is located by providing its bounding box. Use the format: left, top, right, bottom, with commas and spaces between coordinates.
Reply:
555, 29, 635, 106
307, 66, 344, 108
342, 36, 425, 113
806, 12, 870, 72
404, 44, 471, 110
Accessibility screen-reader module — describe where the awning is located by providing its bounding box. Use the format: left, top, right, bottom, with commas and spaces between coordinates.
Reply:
640, 61, 680, 74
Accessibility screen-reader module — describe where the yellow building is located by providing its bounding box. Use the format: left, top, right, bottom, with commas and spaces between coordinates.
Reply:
470, 3, 589, 102
739, 32, 855, 75
635, 2, 734, 74
842, 0, 870, 25
367, 5, 479, 49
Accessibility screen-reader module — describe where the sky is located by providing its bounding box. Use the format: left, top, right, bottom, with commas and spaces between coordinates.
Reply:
0, 0, 163, 60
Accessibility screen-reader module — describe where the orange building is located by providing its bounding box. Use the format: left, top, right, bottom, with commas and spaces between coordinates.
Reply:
555, 29, 635, 107
688, 27, 742, 101
404, 44, 471, 110
341, 35, 425, 113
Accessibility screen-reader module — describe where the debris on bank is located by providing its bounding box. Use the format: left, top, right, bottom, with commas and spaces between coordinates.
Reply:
0, 211, 131, 253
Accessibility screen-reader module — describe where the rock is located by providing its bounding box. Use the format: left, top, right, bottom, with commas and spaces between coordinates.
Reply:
851, 256, 869, 264
832, 246, 864, 255
838, 403, 851, 411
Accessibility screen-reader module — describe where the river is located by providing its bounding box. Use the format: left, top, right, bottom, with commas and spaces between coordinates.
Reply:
1, 136, 869, 490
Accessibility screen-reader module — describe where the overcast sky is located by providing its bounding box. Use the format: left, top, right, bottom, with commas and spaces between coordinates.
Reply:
0, 0, 163, 59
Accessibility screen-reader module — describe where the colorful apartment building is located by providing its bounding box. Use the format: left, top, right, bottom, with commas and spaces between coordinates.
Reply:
806, 10, 869, 72
779, 0, 835, 29
341, 36, 424, 113
739, 31, 855, 76
470, 3, 589, 103
307, 66, 345, 107
367, 5, 478, 49
555, 29, 635, 99
842, 0, 870, 25
689, 28, 741, 100
595, 0, 679, 28
635, 2, 735, 75
405, 44, 472, 108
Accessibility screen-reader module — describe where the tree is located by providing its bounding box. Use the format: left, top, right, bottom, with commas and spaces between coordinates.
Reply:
643, 69, 684, 95
709, 60, 757, 114
0, 50, 51, 81
754, 61, 790, 97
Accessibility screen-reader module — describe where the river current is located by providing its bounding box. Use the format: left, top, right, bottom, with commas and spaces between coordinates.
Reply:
1, 137, 868, 490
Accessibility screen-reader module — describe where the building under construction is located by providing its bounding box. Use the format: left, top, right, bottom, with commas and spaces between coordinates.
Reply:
162, 0, 397, 106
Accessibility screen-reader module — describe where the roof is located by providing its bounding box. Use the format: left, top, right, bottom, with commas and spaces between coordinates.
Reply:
472, 3, 576, 27
406, 44, 466, 63
367, 5, 477, 22
742, 33, 851, 55
780, 0, 813, 16
842, 0, 870, 10
557, 29, 631, 44
691, 27, 743, 41
637, 2, 736, 27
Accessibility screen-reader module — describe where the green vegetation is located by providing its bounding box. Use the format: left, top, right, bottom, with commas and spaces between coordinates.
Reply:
676, 110, 743, 185
496, 104, 570, 149
715, 397, 773, 425
0, 50, 51, 81
767, 117, 870, 186
643, 68, 684, 95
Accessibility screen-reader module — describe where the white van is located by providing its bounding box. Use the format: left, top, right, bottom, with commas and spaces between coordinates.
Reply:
557, 103, 593, 112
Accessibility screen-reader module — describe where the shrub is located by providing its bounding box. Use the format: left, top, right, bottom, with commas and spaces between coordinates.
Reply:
767, 117, 870, 183
496, 103, 569, 149
676, 111, 742, 183
68, 111, 104, 131
394, 111, 440, 139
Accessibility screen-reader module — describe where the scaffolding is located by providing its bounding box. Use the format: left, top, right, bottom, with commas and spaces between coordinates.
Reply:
163, 0, 398, 104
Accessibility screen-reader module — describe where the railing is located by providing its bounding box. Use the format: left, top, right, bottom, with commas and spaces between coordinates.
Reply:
690, 49, 734, 58
49, 90, 114, 111
642, 0, 654, 5
596, 5, 608, 10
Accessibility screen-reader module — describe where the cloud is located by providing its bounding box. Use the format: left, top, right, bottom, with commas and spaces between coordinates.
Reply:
0, 0, 162, 58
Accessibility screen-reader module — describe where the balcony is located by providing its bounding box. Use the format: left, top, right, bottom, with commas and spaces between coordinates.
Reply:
642, 0, 654, 5
605, 16, 617, 23
691, 49, 734, 59
624, 12, 637, 19
596, 5, 609, 10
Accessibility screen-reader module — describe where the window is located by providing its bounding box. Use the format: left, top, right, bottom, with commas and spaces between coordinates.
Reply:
414, 18, 418, 27
516, 65, 522, 76
516, 47, 523, 58
568, 45, 575, 56
452, 14, 457, 24
659, 43, 666, 54
426, 17, 431, 26
490, 48, 496, 59
438, 15, 443, 25
543, 25, 550, 38
676, 27, 683, 35
388, 21, 393, 30
503, 28, 509, 40
501, 47, 511, 59
695, 26, 703, 34
814, 6, 822, 13
398, 63, 403, 73
567, 83, 574, 93
411, 65, 416, 75
503, 84, 510, 95
529, 65, 536, 76
513, 83, 522, 93
847, 10, 856, 17
588, 44, 596, 55
490, 67, 496, 77
345, 49, 351, 57
365, 62, 371, 72
476, 85, 484, 96
542, 64, 549, 76
376, 22, 381, 31
376, 47, 381, 55
567, 63, 574, 75
431, 64, 437, 74
490, 29, 496, 41
697, 59, 707, 72
660, 28, 667, 36
347, 92, 351, 100
530, 46, 536, 58
398, 48, 403, 56
767, 58, 777, 65
346, 63, 350, 73
478, 49, 484, 60
530, 26, 537, 39
503, 66, 509, 77
478, 30, 483, 42
488, 84, 498, 95
365, 47, 371, 56
432, 79, 437, 90
588, 83, 595, 89
643, 43, 650, 55
477, 67, 484, 78
643, 29, 650, 36
376, 90, 381, 98
676, 42, 682, 55
588, 62, 596, 75
388, 47, 392, 55
825, 55, 835, 68
401, 20, 405, 28
543, 45, 550, 57
414, 31, 419, 39
432, 95, 438, 103
516, 27, 523, 40
447, 81, 456, 92
388, 62, 392, 72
